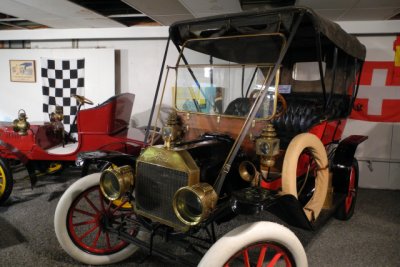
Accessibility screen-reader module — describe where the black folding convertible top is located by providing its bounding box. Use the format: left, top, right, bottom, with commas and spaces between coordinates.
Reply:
169, 6, 366, 63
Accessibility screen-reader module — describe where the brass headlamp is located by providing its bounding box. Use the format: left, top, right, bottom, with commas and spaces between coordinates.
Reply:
100, 165, 134, 201
173, 183, 217, 226
13, 109, 30, 136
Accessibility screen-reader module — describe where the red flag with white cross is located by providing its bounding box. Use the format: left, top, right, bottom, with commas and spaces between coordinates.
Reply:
350, 36, 400, 122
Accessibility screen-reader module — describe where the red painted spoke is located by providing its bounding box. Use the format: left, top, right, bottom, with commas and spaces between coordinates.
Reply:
79, 224, 99, 240
284, 256, 293, 267
73, 219, 96, 227
267, 252, 283, 267
105, 232, 111, 249
84, 195, 100, 213
345, 167, 356, 213
98, 188, 106, 212
224, 264, 230, 267
257, 245, 268, 267
73, 208, 96, 217
67, 186, 130, 255
243, 249, 251, 267
112, 199, 129, 215
92, 228, 102, 248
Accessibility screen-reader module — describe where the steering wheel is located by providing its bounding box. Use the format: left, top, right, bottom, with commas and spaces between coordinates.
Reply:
72, 94, 94, 105
274, 93, 287, 118
249, 90, 287, 118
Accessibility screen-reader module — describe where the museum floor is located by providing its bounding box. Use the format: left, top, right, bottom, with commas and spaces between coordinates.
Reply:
0, 166, 399, 267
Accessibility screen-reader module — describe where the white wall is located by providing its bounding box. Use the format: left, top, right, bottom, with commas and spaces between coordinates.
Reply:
29, 39, 179, 127
0, 49, 115, 122
0, 24, 399, 189
77, 40, 178, 127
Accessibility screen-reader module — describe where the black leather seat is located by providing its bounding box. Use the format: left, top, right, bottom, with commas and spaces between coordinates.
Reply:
272, 94, 350, 148
224, 93, 350, 148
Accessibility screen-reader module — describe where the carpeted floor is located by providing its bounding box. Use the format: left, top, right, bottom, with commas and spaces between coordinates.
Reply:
305, 188, 400, 266
0, 167, 399, 266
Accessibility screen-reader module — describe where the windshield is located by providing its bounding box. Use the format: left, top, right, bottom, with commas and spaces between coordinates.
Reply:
175, 64, 277, 118
173, 34, 284, 120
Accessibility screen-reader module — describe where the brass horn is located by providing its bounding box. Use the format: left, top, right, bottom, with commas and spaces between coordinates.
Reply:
239, 161, 260, 184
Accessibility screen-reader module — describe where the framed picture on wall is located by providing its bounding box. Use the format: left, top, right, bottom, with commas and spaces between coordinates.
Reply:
9, 60, 36, 82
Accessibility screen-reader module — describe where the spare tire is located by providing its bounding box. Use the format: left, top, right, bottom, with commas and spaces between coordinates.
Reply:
282, 133, 329, 221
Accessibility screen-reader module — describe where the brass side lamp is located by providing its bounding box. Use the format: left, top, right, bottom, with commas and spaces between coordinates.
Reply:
13, 109, 30, 136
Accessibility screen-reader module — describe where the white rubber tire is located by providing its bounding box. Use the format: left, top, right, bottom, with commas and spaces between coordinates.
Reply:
54, 173, 139, 265
198, 221, 307, 267
282, 133, 329, 221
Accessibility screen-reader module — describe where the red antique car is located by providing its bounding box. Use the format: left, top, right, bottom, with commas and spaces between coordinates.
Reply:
0, 93, 146, 204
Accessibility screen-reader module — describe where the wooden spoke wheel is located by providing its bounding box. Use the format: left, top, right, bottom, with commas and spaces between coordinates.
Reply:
54, 173, 140, 265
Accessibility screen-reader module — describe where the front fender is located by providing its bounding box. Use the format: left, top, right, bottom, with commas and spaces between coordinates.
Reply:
78, 150, 137, 177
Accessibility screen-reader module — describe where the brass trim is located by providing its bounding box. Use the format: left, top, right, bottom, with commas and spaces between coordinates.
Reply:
150, 67, 171, 145
136, 146, 199, 181
134, 146, 201, 231
239, 161, 257, 182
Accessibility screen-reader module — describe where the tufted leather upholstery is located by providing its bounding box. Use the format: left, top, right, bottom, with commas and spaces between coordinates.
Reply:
272, 97, 323, 147
224, 94, 350, 147
272, 94, 350, 147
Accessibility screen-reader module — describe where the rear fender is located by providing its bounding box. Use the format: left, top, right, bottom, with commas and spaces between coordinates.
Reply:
332, 135, 367, 194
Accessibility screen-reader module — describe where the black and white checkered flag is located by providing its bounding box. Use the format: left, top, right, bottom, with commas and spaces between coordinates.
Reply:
41, 58, 85, 134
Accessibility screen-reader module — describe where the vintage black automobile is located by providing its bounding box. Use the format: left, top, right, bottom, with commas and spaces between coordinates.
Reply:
54, 6, 367, 266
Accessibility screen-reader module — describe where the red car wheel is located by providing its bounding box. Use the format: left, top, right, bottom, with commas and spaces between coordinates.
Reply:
335, 159, 359, 220
224, 242, 295, 267
66, 185, 130, 254
198, 222, 307, 267
54, 173, 141, 265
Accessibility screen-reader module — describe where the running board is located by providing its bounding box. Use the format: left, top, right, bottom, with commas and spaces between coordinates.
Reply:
230, 187, 347, 230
